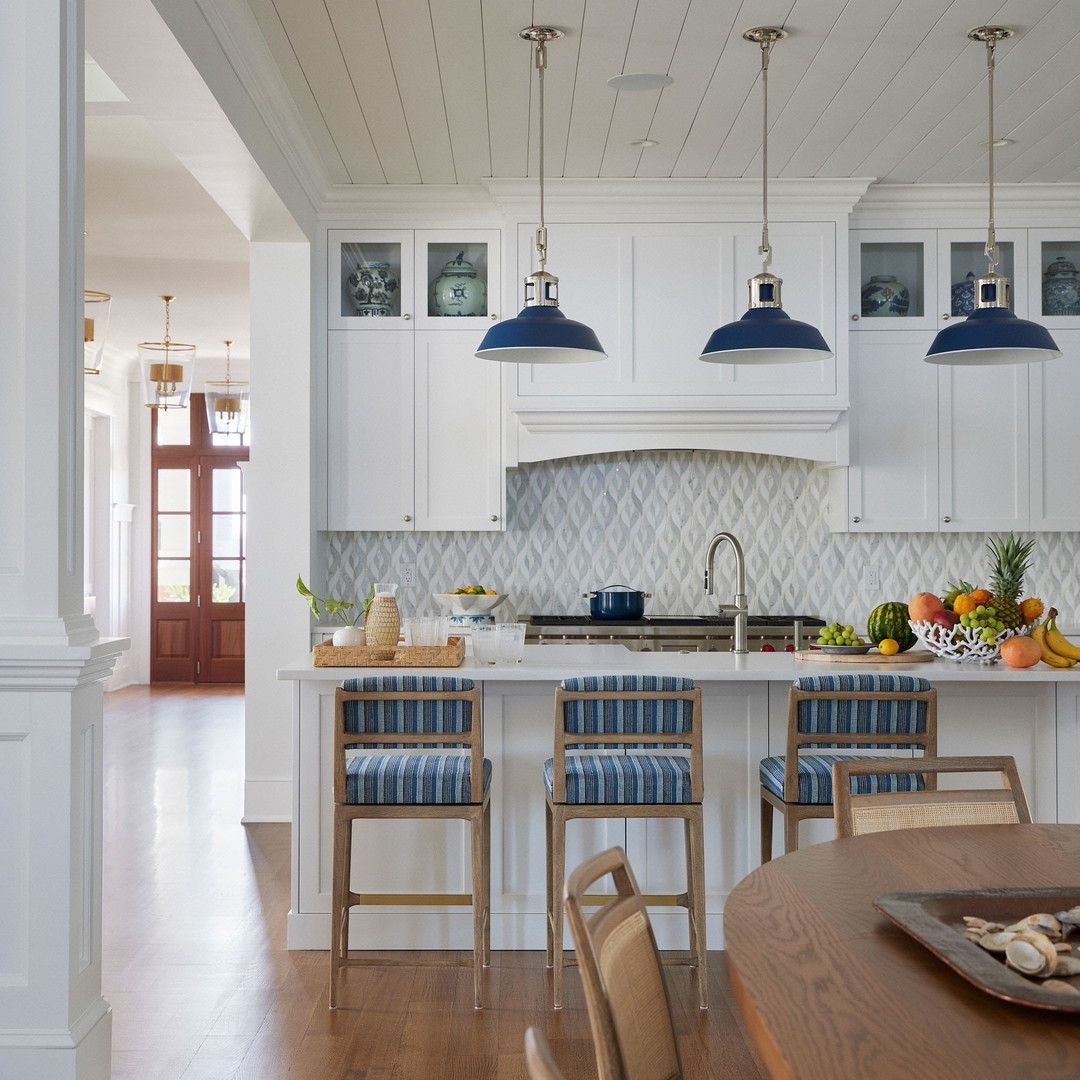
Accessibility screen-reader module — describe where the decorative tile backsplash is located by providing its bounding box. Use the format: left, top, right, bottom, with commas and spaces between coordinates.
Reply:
326, 451, 1080, 628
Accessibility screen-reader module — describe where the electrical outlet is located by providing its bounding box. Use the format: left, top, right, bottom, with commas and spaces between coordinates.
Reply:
400, 563, 416, 588
864, 566, 880, 591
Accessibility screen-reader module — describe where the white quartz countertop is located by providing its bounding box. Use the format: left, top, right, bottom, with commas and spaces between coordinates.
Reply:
278, 644, 1080, 683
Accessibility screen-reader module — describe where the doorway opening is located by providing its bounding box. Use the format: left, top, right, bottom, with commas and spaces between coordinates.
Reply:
150, 394, 249, 682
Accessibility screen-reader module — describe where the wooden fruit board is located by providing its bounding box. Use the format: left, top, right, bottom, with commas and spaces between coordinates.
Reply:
793, 649, 936, 664
312, 636, 465, 668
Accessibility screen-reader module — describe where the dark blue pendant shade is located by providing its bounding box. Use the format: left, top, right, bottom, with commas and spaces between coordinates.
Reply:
924, 306, 1062, 365
699, 306, 833, 365
475, 304, 607, 364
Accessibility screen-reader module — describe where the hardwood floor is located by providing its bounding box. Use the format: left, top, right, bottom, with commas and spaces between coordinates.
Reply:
102, 684, 769, 1079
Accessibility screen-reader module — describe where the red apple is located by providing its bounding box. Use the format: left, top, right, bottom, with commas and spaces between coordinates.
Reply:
785, 644, 796, 652
931, 608, 960, 629
761, 644, 775, 652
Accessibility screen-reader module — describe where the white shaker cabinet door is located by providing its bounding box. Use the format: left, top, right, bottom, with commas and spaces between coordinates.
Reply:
846, 332, 939, 531
413, 331, 505, 531
1029, 330, 1080, 530
938, 363, 1029, 532
325, 331, 414, 530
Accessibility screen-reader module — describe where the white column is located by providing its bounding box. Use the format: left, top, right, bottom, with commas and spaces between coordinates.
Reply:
243, 241, 312, 821
0, 3, 126, 1078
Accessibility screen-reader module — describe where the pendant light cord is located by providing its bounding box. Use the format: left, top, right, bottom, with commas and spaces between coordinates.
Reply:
759, 34, 773, 273
534, 38, 549, 274
984, 34, 999, 274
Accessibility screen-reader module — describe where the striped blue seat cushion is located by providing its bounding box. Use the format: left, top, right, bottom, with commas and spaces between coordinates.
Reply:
544, 754, 693, 805
560, 674, 695, 749
760, 754, 928, 805
792, 673, 933, 749
341, 675, 476, 747
345, 753, 491, 805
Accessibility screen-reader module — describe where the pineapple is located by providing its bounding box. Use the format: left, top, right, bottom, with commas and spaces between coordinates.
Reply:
985, 533, 1035, 630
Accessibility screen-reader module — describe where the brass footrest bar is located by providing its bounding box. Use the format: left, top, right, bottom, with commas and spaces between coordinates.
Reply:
348, 892, 473, 906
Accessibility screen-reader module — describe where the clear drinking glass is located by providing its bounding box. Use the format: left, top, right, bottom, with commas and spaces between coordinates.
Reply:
497, 622, 527, 663
471, 625, 500, 664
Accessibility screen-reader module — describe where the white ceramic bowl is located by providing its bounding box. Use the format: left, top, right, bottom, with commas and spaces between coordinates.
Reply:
909, 619, 1031, 663
432, 592, 507, 616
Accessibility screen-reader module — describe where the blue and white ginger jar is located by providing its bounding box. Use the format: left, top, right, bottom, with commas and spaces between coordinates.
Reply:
348, 260, 399, 317
861, 275, 910, 317
1042, 257, 1080, 316
951, 271, 977, 317
429, 252, 487, 317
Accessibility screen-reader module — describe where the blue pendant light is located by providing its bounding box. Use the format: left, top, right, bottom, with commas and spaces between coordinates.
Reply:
700, 27, 832, 366
924, 28, 1060, 366
476, 28, 605, 365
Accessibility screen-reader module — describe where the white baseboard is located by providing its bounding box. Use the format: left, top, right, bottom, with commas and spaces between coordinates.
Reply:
242, 778, 292, 823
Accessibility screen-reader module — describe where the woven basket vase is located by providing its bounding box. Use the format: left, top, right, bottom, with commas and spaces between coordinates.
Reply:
365, 595, 400, 660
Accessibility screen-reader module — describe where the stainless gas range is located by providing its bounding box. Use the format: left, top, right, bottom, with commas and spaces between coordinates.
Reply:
524, 615, 825, 653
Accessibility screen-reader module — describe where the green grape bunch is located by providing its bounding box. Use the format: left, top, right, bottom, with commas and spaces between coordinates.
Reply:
958, 604, 1006, 645
816, 622, 866, 647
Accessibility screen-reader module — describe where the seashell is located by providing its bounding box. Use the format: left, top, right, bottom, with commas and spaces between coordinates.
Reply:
1004, 913, 1062, 940
1055, 907, 1080, 935
977, 930, 1018, 953
963, 916, 1004, 932
1055, 942, 1074, 953
1005, 930, 1059, 977
1050, 955, 1080, 977
1041, 978, 1080, 994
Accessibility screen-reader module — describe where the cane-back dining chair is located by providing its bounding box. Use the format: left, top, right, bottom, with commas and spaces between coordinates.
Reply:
564, 846, 684, 1080
545, 675, 707, 1010
759, 673, 937, 862
832, 755, 1031, 837
330, 675, 490, 1009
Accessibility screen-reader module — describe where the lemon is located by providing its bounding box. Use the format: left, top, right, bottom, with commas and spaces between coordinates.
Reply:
485, 589, 497, 595
878, 638, 899, 656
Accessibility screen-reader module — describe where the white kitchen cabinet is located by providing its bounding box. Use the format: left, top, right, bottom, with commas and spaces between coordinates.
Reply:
1029, 330, 1080, 530
325, 330, 504, 531
328, 229, 501, 331
507, 220, 839, 406
840, 332, 1028, 532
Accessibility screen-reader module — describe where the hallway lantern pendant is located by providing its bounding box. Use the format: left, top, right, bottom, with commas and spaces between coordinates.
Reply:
84, 290, 112, 374
140, 295, 195, 409
924, 27, 1061, 366
204, 339, 250, 436
700, 28, 833, 365
475, 27, 606, 364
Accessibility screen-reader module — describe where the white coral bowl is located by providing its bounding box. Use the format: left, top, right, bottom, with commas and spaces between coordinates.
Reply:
909, 620, 1031, 663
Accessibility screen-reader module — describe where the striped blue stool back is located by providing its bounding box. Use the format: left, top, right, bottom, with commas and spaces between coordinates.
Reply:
792, 673, 933, 750
559, 675, 696, 749
340, 675, 476, 747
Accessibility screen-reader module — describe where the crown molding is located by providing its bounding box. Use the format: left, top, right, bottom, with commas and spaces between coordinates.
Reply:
854, 183, 1080, 228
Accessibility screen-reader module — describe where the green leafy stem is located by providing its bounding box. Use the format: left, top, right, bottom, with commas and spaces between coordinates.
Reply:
296, 576, 374, 627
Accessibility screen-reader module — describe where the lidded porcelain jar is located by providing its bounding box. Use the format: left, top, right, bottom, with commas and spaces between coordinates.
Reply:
861, 275, 910, 317
951, 271, 977, 317
1042, 257, 1080, 316
429, 251, 487, 317
348, 261, 399, 317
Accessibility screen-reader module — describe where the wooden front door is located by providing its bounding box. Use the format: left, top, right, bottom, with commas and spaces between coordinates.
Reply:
151, 396, 248, 683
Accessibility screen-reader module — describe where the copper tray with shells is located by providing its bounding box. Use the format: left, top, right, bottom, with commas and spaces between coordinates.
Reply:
874, 887, 1080, 1012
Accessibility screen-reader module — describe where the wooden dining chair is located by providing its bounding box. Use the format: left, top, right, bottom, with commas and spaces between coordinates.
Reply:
563, 846, 684, 1080
525, 1027, 569, 1080
833, 755, 1032, 837
546, 675, 707, 1010
329, 675, 490, 1009
759, 673, 937, 862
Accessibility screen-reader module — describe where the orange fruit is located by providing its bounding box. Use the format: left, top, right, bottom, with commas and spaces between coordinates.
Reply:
877, 638, 899, 656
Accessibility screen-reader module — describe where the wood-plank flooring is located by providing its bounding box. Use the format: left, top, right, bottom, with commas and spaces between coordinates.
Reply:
102, 684, 768, 1079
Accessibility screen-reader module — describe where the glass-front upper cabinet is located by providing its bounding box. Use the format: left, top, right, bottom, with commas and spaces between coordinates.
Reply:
328, 229, 500, 330
1028, 231, 1080, 327
853, 228, 1036, 332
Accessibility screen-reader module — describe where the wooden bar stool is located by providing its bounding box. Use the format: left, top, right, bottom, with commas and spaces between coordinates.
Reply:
759, 673, 937, 862
329, 675, 490, 1009
545, 675, 707, 1010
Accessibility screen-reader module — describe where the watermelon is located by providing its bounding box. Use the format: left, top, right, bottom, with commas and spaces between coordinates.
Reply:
867, 602, 917, 652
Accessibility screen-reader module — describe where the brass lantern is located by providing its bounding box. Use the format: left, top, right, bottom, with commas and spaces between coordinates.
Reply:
140, 295, 195, 409
204, 339, 250, 436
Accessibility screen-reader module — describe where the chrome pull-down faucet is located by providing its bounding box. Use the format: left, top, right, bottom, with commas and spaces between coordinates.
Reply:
704, 531, 749, 654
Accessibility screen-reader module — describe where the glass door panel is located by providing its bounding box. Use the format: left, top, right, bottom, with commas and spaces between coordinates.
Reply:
860, 241, 924, 318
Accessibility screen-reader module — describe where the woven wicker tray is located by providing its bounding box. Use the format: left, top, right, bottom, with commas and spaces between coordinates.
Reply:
312, 636, 465, 668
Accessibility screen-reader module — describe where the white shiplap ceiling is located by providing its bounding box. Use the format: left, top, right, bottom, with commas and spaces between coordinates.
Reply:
242, 0, 1080, 189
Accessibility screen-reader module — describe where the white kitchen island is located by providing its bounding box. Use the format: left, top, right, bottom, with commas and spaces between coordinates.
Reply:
278, 645, 1080, 951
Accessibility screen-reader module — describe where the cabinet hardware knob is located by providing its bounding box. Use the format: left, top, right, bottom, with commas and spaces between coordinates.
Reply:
402, 313, 411, 320
403, 515, 412, 522
490, 314, 498, 320
490, 515, 498, 522
851, 516, 861, 524
851, 314, 860, 321
942, 516, 952, 523
942, 313, 950, 320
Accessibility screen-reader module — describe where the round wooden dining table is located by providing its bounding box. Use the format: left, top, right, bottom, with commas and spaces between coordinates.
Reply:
725, 823, 1080, 1080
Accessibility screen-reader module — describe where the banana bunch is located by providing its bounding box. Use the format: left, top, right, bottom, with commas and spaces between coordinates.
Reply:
1032, 608, 1080, 669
